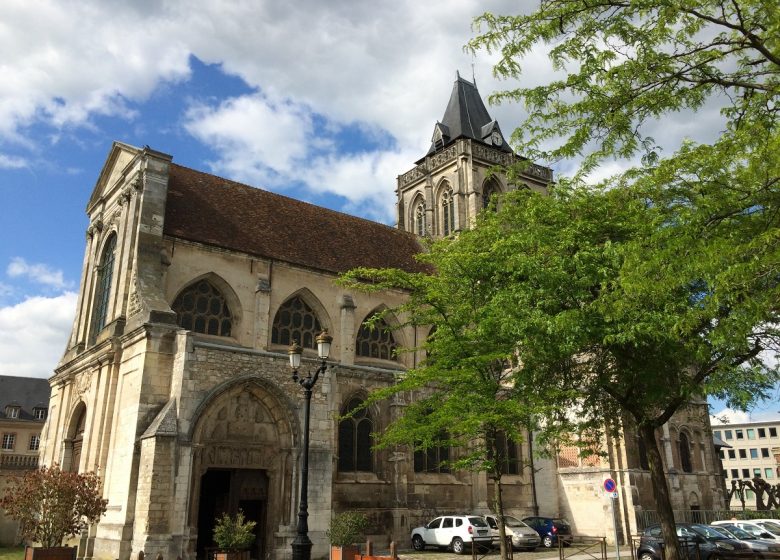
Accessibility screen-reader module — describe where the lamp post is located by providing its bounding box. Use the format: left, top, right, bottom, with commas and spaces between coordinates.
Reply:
288, 330, 332, 560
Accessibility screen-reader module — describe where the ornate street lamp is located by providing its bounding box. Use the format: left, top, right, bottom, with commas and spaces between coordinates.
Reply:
288, 330, 332, 560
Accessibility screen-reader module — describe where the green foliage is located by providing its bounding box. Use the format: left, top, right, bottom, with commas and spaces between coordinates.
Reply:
325, 512, 369, 547
0, 464, 108, 548
212, 511, 256, 551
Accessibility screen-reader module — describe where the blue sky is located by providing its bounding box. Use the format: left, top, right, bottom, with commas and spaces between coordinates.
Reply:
0, 0, 776, 422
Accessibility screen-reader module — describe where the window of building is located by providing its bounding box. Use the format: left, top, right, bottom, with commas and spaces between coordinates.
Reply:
4, 406, 19, 419
338, 398, 373, 473
750, 448, 759, 459
356, 318, 397, 361
770, 427, 777, 437
441, 187, 455, 236
742, 468, 750, 478
713, 430, 721, 439
482, 180, 501, 211
746, 489, 755, 499
736, 429, 744, 439
724, 430, 733, 439
722, 469, 728, 478
493, 431, 522, 475
718, 450, 724, 460
271, 296, 323, 348
762, 448, 770, 458
414, 435, 450, 474
90, 234, 117, 342
679, 433, 693, 473
29, 435, 40, 451
728, 449, 736, 459
747, 428, 756, 439
1, 433, 15, 450
739, 449, 747, 459
766, 468, 775, 479
33, 407, 47, 420
758, 428, 766, 438
172, 279, 233, 337
731, 469, 739, 478
414, 200, 427, 236
753, 468, 761, 477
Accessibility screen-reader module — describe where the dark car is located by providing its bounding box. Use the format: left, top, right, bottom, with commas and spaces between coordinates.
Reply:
637, 523, 753, 560
522, 516, 573, 548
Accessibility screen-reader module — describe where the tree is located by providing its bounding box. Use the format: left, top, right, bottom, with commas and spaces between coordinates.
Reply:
467, 1, 778, 558
341, 233, 539, 560
1, 464, 108, 548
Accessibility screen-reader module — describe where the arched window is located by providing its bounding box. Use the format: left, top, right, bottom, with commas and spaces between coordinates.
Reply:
414, 433, 450, 474
356, 318, 397, 361
70, 405, 87, 473
482, 180, 501, 210
90, 234, 117, 342
338, 398, 373, 472
172, 279, 233, 337
414, 200, 427, 236
441, 187, 455, 236
492, 431, 522, 475
679, 432, 693, 473
271, 296, 323, 349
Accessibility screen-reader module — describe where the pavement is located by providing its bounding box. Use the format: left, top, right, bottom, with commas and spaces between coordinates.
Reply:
396, 544, 631, 560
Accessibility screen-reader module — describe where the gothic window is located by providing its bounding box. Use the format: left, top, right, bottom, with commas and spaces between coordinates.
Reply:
414, 200, 427, 236
338, 398, 373, 472
679, 432, 693, 473
414, 434, 451, 474
172, 280, 233, 337
90, 234, 116, 341
441, 187, 455, 236
271, 296, 324, 349
482, 180, 500, 210
492, 431, 521, 475
356, 317, 397, 361
70, 406, 87, 473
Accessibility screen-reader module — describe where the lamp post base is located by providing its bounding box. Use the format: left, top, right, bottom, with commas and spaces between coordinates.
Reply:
291, 536, 313, 560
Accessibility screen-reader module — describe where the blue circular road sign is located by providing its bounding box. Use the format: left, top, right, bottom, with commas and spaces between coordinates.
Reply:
603, 478, 617, 493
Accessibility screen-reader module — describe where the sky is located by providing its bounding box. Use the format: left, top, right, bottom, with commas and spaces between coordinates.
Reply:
0, 1, 776, 421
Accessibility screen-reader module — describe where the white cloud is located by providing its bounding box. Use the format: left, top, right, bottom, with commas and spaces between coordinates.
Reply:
0, 153, 28, 169
710, 406, 780, 425
0, 292, 77, 379
7, 257, 68, 290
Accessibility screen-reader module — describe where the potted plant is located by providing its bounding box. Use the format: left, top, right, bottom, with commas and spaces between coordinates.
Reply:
326, 511, 369, 560
212, 510, 256, 560
0, 464, 107, 560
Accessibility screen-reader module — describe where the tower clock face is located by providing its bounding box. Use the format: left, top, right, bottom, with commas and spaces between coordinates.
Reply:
491, 130, 502, 145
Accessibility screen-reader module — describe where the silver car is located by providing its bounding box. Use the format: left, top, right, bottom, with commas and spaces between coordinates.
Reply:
483, 514, 542, 551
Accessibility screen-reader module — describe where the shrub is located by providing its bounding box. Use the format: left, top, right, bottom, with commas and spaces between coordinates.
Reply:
0, 464, 107, 547
213, 511, 256, 551
326, 512, 369, 547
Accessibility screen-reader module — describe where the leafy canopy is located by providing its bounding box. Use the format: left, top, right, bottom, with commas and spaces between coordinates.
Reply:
0, 464, 107, 548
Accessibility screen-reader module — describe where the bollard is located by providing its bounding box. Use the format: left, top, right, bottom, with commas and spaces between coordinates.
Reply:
389, 542, 397, 559
365, 539, 373, 556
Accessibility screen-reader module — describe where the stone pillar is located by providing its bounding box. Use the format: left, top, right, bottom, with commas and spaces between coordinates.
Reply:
339, 295, 356, 365
255, 275, 272, 350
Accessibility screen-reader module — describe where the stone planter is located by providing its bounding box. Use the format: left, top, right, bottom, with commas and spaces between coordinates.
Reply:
24, 547, 77, 560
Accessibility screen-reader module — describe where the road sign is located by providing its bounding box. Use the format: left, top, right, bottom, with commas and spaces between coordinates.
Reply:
610, 491, 618, 499
603, 478, 617, 493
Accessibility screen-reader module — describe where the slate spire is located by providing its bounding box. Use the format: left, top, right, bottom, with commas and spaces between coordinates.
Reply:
427, 71, 511, 155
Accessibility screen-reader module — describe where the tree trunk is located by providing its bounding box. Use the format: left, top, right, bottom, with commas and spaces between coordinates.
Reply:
493, 473, 508, 560
639, 423, 682, 560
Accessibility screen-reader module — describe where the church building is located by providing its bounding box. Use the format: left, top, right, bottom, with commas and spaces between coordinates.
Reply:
39, 75, 725, 560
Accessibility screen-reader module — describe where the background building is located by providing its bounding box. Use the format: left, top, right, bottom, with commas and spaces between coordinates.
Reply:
0, 375, 51, 545
38, 77, 724, 560
711, 419, 780, 508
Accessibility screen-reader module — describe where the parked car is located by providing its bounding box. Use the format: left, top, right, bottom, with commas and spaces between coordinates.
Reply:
637, 523, 752, 560
411, 515, 493, 554
522, 516, 574, 548
713, 520, 779, 540
751, 520, 780, 539
709, 523, 780, 556
483, 514, 541, 551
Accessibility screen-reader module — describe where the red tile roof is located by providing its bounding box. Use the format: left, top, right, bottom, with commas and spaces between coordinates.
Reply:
163, 163, 427, 274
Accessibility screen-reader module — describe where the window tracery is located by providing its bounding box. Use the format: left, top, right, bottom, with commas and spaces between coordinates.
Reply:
172, 279, 233, 337
356, 317, 397, 361
441, 187, 455, 236
271, 296, 323, 349
414, 200, 427, 236
90, 234, 116, 342
338, 398, 373, 472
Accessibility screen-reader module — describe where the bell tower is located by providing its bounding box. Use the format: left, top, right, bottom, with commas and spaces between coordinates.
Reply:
396, 73, 552, 237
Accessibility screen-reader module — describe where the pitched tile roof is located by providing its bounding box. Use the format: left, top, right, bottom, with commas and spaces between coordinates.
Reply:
164, 164, 428, 274
0, 376, 51, 421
